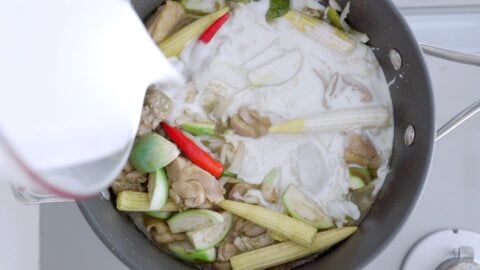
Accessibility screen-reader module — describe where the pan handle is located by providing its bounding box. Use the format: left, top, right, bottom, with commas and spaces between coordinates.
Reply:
435, 101, 480, 141
421, 44, 480, 67
420, 44, 480, 141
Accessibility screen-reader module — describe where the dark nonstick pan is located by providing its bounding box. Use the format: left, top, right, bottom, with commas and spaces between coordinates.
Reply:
78, 0, 480, 269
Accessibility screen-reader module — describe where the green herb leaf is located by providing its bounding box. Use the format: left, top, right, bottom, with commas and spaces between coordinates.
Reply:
266, 0, 290, 22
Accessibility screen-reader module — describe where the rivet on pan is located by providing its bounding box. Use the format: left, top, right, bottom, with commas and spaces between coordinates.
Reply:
404, 125, 415, 146
389, 49, 402, 70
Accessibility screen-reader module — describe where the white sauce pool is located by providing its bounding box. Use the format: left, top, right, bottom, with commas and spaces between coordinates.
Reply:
161, 1, 394, 223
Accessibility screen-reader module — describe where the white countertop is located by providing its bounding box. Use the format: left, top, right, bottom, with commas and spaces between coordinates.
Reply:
395, 0, 480, 8
2, 3, 479, 270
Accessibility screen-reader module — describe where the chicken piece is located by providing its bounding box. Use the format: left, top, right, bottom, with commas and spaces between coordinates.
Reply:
138, 87, 173, 136
232, 218, 266, 238
170, 180, 206, 208
123, 162, 134, 173
144, 216, 185, 243
242, 234, 273, 249
146, 1, 186, 44
111, 171, 147, 194
229, 107, 271, 138
242, 221, 266, 237
111, 162, 147, 194
111, 179, 146, 194
217, 242, 238, 262
232, 218, 270, 248
196, 201, 215, 209
166, 157, 191, 183
349, 134, 377, 159
233, 234, 274, 252
344, 133, 380, 170
166, 157, 225, 208
243, 234, 274, 249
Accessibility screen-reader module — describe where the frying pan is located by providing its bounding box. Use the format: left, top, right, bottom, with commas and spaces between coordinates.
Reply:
78, 0, 480, 269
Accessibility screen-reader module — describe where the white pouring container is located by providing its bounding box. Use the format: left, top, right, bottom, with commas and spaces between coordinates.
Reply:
0, 0, 181, 201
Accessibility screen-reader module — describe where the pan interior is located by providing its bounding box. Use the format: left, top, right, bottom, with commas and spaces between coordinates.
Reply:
78, 1, 435, 269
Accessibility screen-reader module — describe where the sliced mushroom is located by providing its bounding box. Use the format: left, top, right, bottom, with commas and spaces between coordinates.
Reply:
167, 157, 225, 207
342, 76, 373, 102
228, 183, 256, 201
251, 111, 272, 134
322, 73, 373, 109
243, 189, 272, 207
344, 133, 380, 170
242, 221, 266, 237
229, 107, 271, 138
227, 141, 245, 175
352, 85, 373, 102
234, 218, 246, 233
147, 1, 186, 44
230, 114, 257, 137
233, 236, 250, 252
181, 166, 225, 204
217, 242, 238, 262
144, 216, 185, 243
223, 232, 236, 244
323, 73, 340, 109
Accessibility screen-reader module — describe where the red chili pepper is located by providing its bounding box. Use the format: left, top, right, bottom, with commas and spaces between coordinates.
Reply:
198, 12, 230, 43
161, 122, 235, 178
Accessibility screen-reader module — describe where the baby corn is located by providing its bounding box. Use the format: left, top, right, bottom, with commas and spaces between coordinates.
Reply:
269, 106, 391, 134
217, 200, 317, 246
116, 191, 180, 212
283, 10, 356, 54
231, 227, 358, 270
159, 7, 230, 57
